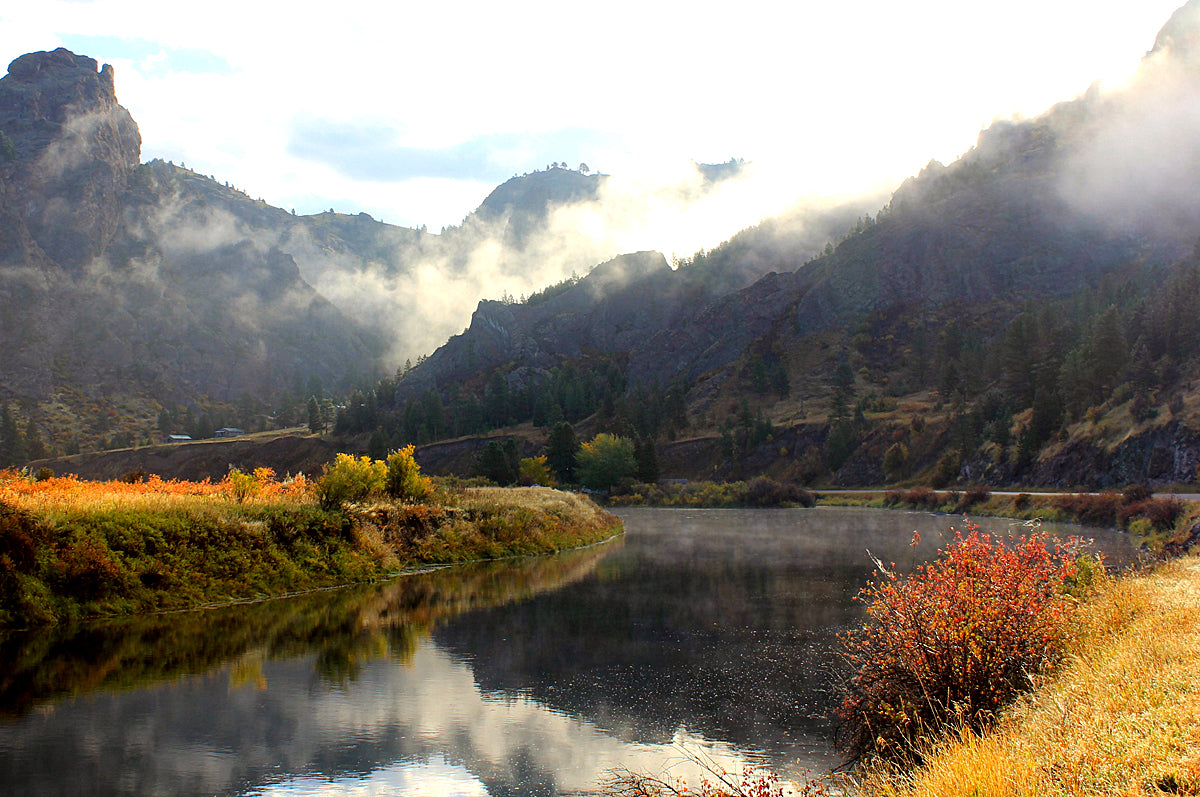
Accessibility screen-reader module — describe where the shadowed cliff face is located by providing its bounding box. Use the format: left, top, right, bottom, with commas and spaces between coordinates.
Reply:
0, 48, 141, 267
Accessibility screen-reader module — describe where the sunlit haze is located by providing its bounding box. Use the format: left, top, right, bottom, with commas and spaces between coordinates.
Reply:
0, 0, 1185, 238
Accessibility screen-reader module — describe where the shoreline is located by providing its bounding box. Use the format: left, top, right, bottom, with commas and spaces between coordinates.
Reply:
0, 477, 623, 627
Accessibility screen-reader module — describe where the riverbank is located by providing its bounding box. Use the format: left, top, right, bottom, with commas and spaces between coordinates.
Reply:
606, 477, 816, 508
0, 469, 621, 626
817, 486, 1200, 554
852, 554, 1200, 796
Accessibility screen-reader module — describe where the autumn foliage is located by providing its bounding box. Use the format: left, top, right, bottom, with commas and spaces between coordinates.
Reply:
838, 519, 1080, 760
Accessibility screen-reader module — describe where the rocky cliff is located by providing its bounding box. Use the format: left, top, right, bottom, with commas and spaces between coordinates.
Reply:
0, 49, 140, 268
0, 49, 382, 450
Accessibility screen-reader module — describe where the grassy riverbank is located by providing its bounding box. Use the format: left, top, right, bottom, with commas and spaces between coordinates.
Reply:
0, 467, 621, 626
853, 555, 1200, 796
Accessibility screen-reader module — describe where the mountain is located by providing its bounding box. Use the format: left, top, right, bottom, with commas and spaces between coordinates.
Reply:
361, 1, 1200, 489
0, 49, 389, 452
0, 50, 679, 458
474, 166, 604, 247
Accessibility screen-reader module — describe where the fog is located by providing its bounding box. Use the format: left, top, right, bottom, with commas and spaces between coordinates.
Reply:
1058, 1, 1200, 240
282, 157, 883, 368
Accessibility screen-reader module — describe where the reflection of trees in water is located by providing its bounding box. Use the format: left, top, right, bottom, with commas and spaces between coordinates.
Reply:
0, 539, 620, 716
435, 550, 859, 759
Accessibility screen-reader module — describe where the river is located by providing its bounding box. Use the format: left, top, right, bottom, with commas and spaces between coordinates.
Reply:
0, 507, 1139, 796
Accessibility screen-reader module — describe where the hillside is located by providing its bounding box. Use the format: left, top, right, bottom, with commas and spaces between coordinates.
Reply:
341, 1, 1200, 490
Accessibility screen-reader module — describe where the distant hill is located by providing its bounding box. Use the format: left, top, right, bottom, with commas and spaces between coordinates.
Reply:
474, 166, 604, 247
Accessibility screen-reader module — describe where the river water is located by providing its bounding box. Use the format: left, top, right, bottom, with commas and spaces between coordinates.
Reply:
0, 507, 1138, 796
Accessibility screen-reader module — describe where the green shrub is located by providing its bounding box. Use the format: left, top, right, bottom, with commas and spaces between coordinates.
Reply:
385, 445, 432, 503
225, 468, 258, 503
518, 455, 555, 487
929, 451, 961, 488
576, 433, 636, 491
838, 519, 1077, 761
314, 454, 386, 509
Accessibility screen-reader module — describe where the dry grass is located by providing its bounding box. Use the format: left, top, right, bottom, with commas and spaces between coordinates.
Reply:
855, 557, 1200, 796
456, 485, 615, 523
0, 470, 312, 519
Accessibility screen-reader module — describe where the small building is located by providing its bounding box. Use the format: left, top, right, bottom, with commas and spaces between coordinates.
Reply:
214, 427, 244, 438
165, 434, 193, 443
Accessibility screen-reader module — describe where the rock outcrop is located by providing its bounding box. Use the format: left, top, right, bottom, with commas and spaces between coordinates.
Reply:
0, 48, 141, 267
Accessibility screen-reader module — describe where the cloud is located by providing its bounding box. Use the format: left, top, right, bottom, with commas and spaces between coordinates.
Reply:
57, 34, 235, 75
1057, 36, 1200, 242
278, 155, 882, 368
286, 121, 619, 183
3, 0, 1188, 232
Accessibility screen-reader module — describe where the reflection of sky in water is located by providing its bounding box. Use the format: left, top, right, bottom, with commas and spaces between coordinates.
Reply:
249, 756, 490, 797
233, 644, 790, 796
1, 625, 804, 796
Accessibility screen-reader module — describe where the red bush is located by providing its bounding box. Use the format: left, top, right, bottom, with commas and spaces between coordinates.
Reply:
838, 519, 1078, 760
958, 484, 991, 511
1118, 497, 1184, 531
1052, 493, 1122, 527
902, 486, 940, 508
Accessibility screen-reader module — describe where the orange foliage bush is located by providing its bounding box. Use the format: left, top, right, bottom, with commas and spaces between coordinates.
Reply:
838, 518, 1079, 760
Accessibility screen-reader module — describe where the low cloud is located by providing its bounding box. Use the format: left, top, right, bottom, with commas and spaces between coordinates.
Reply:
281, 156, 882, 369
1058, 18, 1200, 242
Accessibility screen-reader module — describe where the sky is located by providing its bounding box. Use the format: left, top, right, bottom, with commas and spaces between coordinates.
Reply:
0, 0, 1189, 233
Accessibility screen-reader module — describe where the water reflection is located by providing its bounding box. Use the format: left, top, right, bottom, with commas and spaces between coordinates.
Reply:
0, 508, 1137, 796
0, 541, 618, 720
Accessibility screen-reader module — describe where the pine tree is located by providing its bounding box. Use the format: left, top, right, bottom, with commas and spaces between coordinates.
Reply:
545, 422, 579, 483
0, 404, 20, 466
634, 436, 660, 483
24, 418, 45, 461
307, 396, 324, 434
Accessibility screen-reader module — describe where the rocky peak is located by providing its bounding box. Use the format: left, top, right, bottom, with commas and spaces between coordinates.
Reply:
7, 48, 118, 103
0, 48, 142, 267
